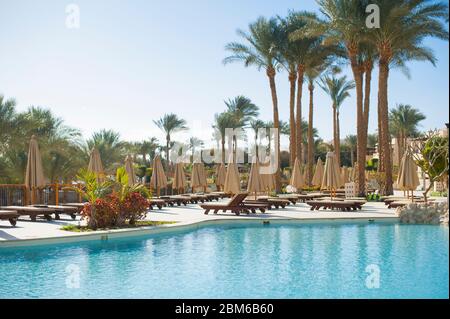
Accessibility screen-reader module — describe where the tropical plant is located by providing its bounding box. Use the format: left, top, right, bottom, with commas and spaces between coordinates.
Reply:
319, 75, 355, 166
188, 137, 204, 159
389, 104, 426, 166
213, 112, 236, 162
153, 113, 187, 168
344, 134, 358, 166
409, 131, 449, 202
224, 16, 282, 190
365, 0, 448, 195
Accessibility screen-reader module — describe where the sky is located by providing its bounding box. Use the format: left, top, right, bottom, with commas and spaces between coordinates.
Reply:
0, 0, 448, 149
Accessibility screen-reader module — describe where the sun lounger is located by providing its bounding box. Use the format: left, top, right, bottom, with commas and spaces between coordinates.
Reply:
211, 191, 232, 199
160, 196, 191, 206
32, 205, 78, 220
0, 210, 19, 226
200, 193, 268, 215
277, 195, 299, 205
295, 193, 328, 203
148, 199, 166, 210
246, 196, 291, 209
306, 200, 363, 211
0, 206, 54, 221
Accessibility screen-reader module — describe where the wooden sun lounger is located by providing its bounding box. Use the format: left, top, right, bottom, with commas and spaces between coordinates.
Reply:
295, 193, 328, 203
32, 205, 79, 220
160, 196, 191, 206
0, 206, 54, 221
245, 197, 291, 209
306, 200, 363, 211
200, 193, 268, 215
148, 199, 166, 210
211, 191, 232, 199
277, 195, 299, 205
0, 210, 19, 226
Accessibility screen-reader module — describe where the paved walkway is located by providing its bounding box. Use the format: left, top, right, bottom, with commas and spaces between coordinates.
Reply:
0, 200, 398, 245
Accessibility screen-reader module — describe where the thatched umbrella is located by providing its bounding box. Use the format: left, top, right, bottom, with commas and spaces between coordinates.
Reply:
260, 155, 276, 195
290, 158, 304, 192
25, 135, 46, 204
224, 154, 240, 195
124, 155, 137, 185
215, 163, 227, 191
312, 158, 324, 187
192, 162, 207, 193
247, 159, 264, 198
321, 152, 342, 199
397, 152, 420, 201
173, 162, 186, 194
88, 147, 104, 183
150, 155, 167, 197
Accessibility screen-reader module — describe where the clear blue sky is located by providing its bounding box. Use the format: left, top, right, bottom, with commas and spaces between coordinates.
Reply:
0, 0, 448, 148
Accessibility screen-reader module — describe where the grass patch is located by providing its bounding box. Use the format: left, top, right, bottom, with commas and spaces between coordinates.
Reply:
61, 221, 177, 232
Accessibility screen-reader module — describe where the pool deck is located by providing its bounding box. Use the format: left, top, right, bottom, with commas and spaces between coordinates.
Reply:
0, 200, 400, 247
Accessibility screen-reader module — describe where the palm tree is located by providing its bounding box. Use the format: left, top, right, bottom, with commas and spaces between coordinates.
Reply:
153, 113, 188, 168
0, 95, 17, 154
344, 135, 358, 166
224, 95, 259, 156
302, 0, 374, 195
134, 138, 159, 165
249, 119, 266, 159
366, 0, 448, 195
213, 112, 235, 163
224, 16, 282, 190
86, 129, 125, 172
389, 104, 426, 166
188, 137, 204, 159
318, 75, 355, 166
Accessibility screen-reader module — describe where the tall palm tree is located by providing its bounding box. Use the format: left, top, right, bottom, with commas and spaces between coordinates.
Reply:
86, 129, 125, 172
224, 95, 259, 156
318, 75, 355, 166
344, 135, 358, 166
366, 0, 448, 195
224, 16, 282, 190
188, 137, 204, 159
302, 0, 374, 195
249, 119, 266, 159
389, 104, 426, 166
213, 112, 235, 163
153, 113, 188, 168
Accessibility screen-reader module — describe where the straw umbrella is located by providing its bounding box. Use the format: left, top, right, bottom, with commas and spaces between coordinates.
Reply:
247, 159, 265, 199
290, 158, 304, 193
397, 152, 420, 201
124, 155, 137, 186
312, 158, 324, 188
88, 147, 104, 182
215, 163, 227, 191
321, 152, 342, 199
173, 162, 186, 194
192, 162, 207, 193
150, 155, 167, 197
224, 154, 240, 195
25, 135, 46, 204
260, 155, 276, 195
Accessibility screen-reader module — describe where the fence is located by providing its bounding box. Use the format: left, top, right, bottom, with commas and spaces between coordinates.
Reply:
0, 184, 82, 206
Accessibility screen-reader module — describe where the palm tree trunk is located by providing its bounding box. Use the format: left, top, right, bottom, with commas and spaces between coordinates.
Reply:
221, 139, 226, 163
336, 110, 341, 167
296, 65, 305, 165
267, 66, 281, 192
307, 83, 314, 187
166, 135, 170, 172
350, 147, 355, 167
289, 70, 297, 166
378, 59, 393, 195
332, 104, 338, 166
350, 55, 365, 196
361, 60, 373, 176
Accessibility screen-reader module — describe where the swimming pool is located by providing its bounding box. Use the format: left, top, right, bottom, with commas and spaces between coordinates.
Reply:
0, 221, 448, 299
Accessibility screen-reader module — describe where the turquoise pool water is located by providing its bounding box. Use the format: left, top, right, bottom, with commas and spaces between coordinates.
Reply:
0, 221, 448, 299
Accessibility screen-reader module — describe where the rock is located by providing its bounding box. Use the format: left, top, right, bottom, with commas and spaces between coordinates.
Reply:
397, 202, 448, 225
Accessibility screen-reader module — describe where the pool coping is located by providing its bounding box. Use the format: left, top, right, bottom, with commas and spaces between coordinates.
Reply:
0, 215, 399, 248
